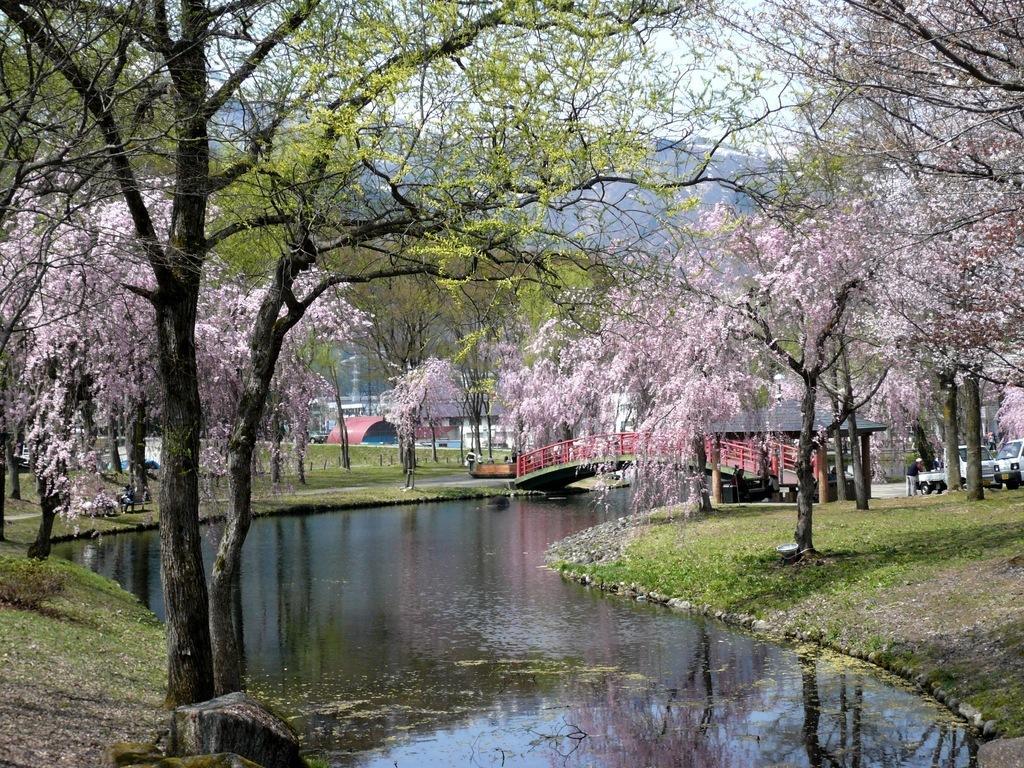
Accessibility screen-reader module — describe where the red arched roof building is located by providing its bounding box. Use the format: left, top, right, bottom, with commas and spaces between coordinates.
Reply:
327, 416, 398, 445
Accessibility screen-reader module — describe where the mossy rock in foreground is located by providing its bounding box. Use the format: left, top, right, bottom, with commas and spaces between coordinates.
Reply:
105, 743, 263, 768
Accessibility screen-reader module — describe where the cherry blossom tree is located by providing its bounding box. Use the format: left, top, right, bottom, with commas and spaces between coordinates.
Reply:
752, 0, 1024, 499
498, 279, 756, 514
687, 205, 891, 551
502, 204, 891, 550
1, 0, 786, 703
383, 358, 461, 488
998, 388, 1024, 438
2, 193, 162, 556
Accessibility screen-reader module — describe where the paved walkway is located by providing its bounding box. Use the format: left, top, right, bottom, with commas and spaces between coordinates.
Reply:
872, 481, 909, 499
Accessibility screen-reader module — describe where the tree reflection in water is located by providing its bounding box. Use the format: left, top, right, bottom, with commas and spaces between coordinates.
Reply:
543, 648, 975, 768
55, 497, 978, 768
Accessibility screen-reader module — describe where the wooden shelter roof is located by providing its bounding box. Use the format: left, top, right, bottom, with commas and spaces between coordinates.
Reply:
713, 399, 887, 438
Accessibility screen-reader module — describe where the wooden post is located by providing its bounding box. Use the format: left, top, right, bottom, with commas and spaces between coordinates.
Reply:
860, 433, 872, 500
817, 443, 830, 504
711, 437, 722, 505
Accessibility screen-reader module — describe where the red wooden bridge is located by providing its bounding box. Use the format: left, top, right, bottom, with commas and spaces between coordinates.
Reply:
512, 431, 801, 491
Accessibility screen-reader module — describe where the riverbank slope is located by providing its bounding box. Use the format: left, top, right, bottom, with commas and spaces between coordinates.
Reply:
0, 548, 167, 767
548, 489, 1024, 737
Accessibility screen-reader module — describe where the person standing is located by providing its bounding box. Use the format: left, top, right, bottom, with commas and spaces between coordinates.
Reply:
906, 457, 922, 496
734, 465, 746, 502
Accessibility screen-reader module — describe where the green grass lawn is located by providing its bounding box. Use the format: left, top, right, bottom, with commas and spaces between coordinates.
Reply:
558, 489, 1024, 734
1, 440, 488, 544
575, 492, 1024, 615
0, 551, 166, 763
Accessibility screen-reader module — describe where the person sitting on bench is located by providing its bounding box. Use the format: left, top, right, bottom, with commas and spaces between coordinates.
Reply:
119, 485, 139, 513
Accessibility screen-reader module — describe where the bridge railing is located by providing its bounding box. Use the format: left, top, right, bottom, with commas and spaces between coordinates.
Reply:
516, 432, 801, 479
713, 437, 799, 477
517, 432, 639, 477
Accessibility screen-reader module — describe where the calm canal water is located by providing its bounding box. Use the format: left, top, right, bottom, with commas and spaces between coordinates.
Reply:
56, 493, 975, 767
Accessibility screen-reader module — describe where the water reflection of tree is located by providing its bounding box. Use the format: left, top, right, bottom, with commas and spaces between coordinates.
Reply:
787, 653, 973, 768
546, 623, 775, 768
801, 653, 824, 767
62, 502, 977, 767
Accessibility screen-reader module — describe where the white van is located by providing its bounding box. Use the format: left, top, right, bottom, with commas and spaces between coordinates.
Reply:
994, 439, 1023, 490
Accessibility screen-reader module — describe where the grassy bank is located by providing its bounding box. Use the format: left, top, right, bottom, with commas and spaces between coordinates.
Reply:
0, 446, 507, 766
2, 443, 507, 545
554, 489, 1024, 736
2, 482, 513, 544
0, 551, 166, 767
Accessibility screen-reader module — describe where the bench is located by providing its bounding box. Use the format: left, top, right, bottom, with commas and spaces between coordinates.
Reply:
118, 492, 151, 514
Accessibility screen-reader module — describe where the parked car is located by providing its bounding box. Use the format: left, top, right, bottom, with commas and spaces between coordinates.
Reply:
917, 445, 999, 494
994, 438, 1023, 490
118, 458, 161, 471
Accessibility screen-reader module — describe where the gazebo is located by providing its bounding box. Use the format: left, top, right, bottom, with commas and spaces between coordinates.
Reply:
712, 400, 888, 503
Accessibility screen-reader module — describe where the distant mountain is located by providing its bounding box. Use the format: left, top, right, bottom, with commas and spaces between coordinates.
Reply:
543, 137, 766, 252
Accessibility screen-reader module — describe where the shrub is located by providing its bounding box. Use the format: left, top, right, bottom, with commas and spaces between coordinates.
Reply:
0, 557, 67, 610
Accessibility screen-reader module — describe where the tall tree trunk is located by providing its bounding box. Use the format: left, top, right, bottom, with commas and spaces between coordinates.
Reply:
0, 430, 6, 542
399, 434, 413, 472
833, 431, 847, 502
211, 348, 278, 696
270, 410, 283, 485
912, 418, 935, 468
107, 414, 121, 473
848, 412, 868, 510
940, 371, 963, 491
691, 434, 712, 514
153, 286, 215, 705
333, 381, 350, 470
964, 374, 984, 501
210, 246, 325, 693
130, 398, 148, 493
485, 410, 493, 459
340, 414, 351, 470
829, 372, 847, 502
404, 439, 416, 488
5, 429, 18, 500
296, 445, 306, 484
211, 438, 256, 695
430, 424, 438, 462
841, 353, 868, 510
795, 378, 818, 554
27, 472, 60, 559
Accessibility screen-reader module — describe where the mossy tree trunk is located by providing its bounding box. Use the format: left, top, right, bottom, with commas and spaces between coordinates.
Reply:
5, 430, 19, 500
940, 370, 962, 490
128, 398, 148, 493
107, 415, 121, 474
963, 374, 984, 501
795, 378, 819, 555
